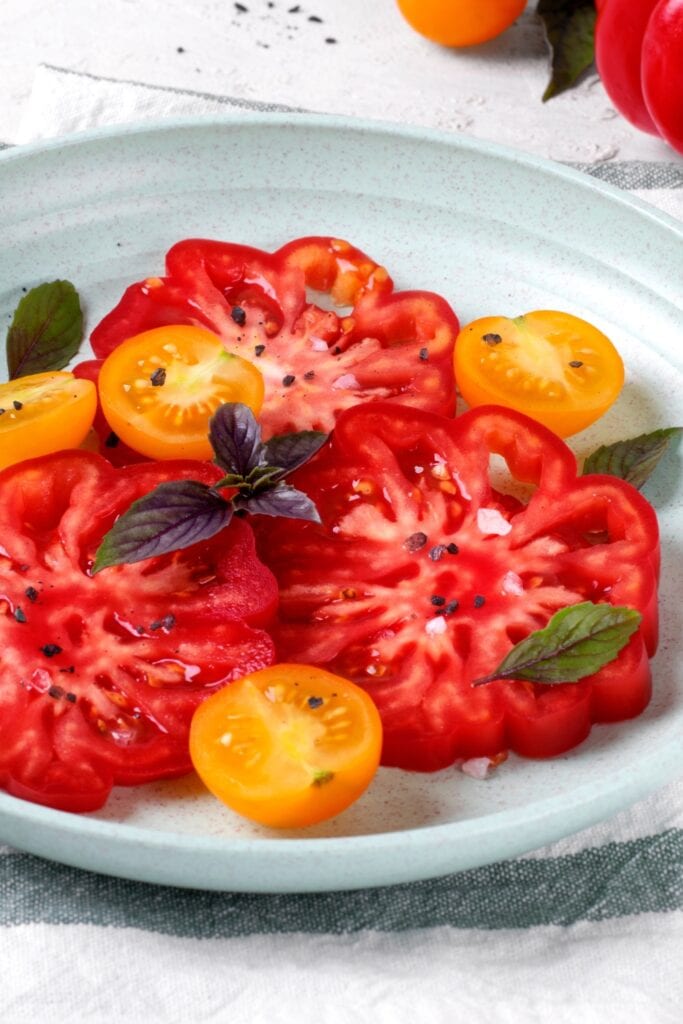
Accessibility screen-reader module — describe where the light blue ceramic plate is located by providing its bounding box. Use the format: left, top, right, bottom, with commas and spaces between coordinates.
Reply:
0, 116, 681, 892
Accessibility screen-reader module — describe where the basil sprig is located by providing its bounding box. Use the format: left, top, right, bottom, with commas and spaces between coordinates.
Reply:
6, 281, 83, 379
93, 403, 326, 573
537, 0, 596, 102
473, 601, 641, 687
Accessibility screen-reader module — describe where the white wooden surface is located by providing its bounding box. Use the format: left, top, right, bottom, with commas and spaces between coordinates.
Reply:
0, 0, 677, 163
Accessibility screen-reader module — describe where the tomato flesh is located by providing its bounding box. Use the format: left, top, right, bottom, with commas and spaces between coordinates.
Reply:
454, 311, 624, 437
98, 324, 264, 460
0, 451, 277, 811
86, 236, 459, 441
253, 403, 658, 770
0, 372, 97, 470
190, 664, 382, 828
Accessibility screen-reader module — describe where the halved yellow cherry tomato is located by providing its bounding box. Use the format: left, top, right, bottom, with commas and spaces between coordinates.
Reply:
189, 664, 383, 829
454, 310, 625, 437
0, 371, 97, 471
98, 325, 265, 460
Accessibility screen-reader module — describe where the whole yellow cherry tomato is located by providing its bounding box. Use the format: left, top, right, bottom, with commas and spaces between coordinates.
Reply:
98, 325, 265, 460
454, 310, 625, 437
396, 0, 527, 48
190, 664, 383, 829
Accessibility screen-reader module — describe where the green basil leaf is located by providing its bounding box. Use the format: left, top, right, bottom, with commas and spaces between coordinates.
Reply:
537, 0, 596, 102
93, 481, 232, 573
6, 281, 83, 379
582, 428, 682, 490
473, 601, 641, 686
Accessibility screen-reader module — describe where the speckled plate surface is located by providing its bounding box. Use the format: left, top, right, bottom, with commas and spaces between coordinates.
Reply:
0, 115, 681, 892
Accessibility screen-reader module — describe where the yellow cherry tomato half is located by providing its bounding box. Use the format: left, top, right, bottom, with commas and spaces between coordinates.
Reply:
454, 310, 625, 437
98, 325, 265, 460
190, 664, 383, 829
0, 371, 97, 471
396, 0, 526, 48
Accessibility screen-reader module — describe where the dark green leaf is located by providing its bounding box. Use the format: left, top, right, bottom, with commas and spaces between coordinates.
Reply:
236, 484, 322, 523
261, 430, 328, 476
93, 481, 232, 572
537, 0, 596, 102
7, 280, 83, 379
582, 428, 682, 490
473, 601, 641, 686
209, 403, 264, 476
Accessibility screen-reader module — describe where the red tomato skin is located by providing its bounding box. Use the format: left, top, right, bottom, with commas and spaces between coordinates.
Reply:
595, 0, 660, 134
254, 403, 660, 770
0, 451, 277, 812
641, 0, 683, 153
73, 359, 148, 466
89, 236, 459, 439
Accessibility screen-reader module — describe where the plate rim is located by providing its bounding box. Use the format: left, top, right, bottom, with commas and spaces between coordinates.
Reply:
0, 112, 681, 889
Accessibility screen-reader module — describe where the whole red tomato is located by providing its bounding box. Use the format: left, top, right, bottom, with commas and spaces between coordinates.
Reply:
595, 0, 683, 154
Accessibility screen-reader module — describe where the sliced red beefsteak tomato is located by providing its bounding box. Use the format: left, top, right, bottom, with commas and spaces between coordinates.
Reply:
86, 236, 458, 442
0, 451, 277, 811
255, 403, 659, 770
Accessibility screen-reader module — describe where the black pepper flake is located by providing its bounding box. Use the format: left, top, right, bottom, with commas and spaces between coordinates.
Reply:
135, 625, 145, 635
14, 608, 27, 623
254, 344, 266, 356
151, 614, 176, 632
303, 370, 315, 380
48, 685, 65, 699
177, 45, 185, 53
446, 542, 459, 555
13, 400, 23, 411
59, 666, 75, 674
150, 368, 167, 387
105, 431, 120, 448
288, 4, 300, 10
419, 347, 429, 361
325, 37, 337, 43
429, 544, 447, 562
65, 692, 77, 703
41, 644, 63, 658
25, 586, 38, 602
431, 595, 446, 606
234, 2, 248, 10
307, 696, 324, 709
483, 333, 502, 345
309, 15, 323, 22
444, 600, 459, 615
569, 360, 583, 368
282, 374, 296, 387
231, 306, 247, 326
332, 346, 342, 355
404, 531, 428, 552
473, 595, 486, 608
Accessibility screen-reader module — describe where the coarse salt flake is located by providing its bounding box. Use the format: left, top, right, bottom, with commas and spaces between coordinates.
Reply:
332, 373, 360, 390
460, 757, 492, 780
477, 508, 512, 536
310, 337, 328, 351
501, 570, 524, 596
425, 616, 448, 636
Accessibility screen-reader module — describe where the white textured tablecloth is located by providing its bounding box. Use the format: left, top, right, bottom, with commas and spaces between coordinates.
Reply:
1, 11, 682, 1022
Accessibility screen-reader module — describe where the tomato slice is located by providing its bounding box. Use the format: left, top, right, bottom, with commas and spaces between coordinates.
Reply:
97, 325, 264, 460
454, 310, 624, 436
85, 236, 459, 440
0, 451, 278, 811
190, 664, 382, 828
252, 403, 658, 770
0, 372, 96, 470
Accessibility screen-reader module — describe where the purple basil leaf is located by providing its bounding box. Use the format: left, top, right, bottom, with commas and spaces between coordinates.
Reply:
261, 430, 328, 477
93, 481, 232, 572
237, 484, 322, 523
209, 403, 264, 476
7, 280, 83, 379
